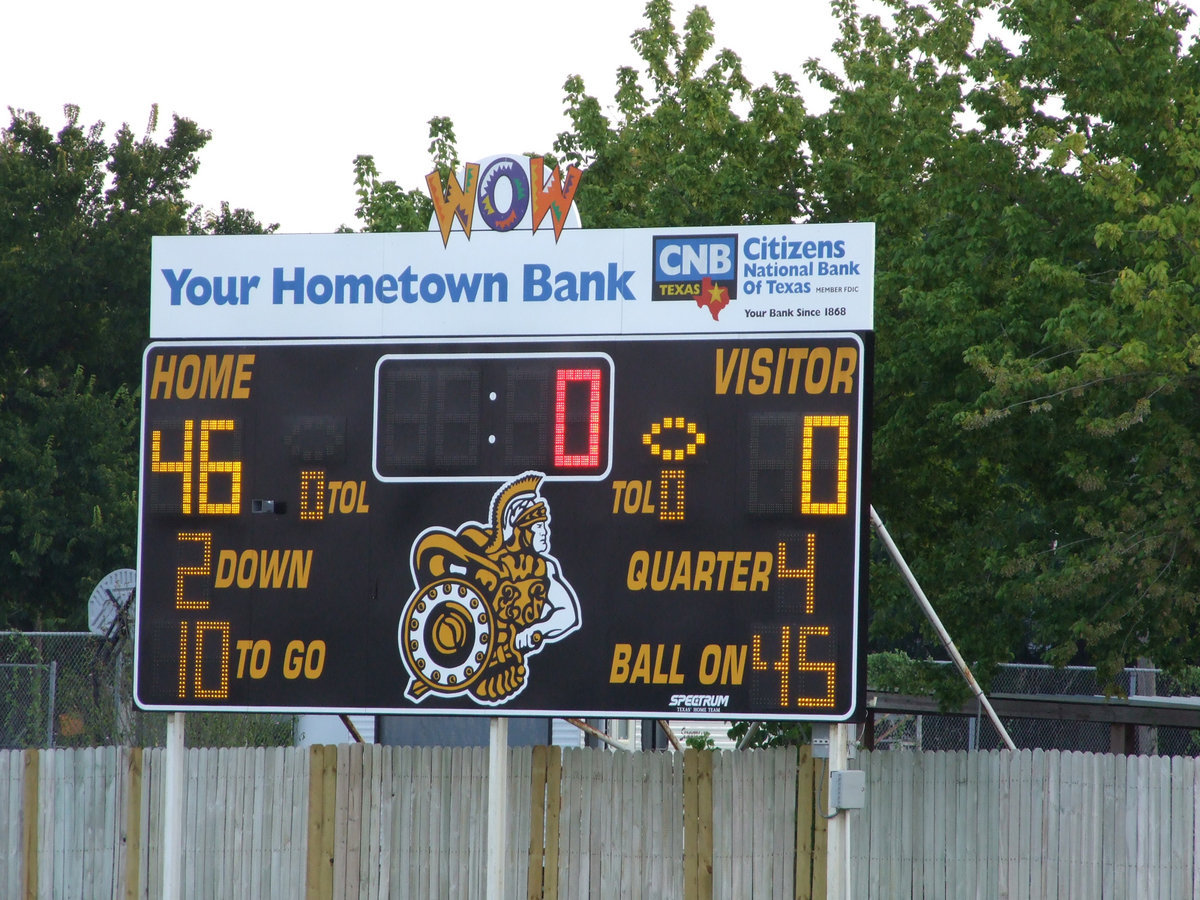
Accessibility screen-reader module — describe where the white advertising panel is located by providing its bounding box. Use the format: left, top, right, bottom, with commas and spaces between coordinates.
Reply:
150, 223, 875, 340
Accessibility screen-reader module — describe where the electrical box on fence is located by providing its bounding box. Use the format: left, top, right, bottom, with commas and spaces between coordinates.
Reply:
829, 769, 866, 810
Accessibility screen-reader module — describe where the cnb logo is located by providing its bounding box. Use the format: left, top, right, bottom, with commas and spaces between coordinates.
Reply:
425, 155, 582, 247
652, 235, 738, 320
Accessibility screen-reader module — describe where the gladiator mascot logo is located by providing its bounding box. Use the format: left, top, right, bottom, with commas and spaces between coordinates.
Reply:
398, 472, 581, 705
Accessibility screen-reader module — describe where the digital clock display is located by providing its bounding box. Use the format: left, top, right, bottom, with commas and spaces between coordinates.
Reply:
135, 334, 869, 721
373, 353, 612, 480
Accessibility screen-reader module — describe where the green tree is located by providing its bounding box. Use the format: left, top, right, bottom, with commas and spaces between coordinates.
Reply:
2, 106, 200, 391
956, 0, 1200, 684
800, 0, 1081, 678
802, 0, 1200, 690
0, 105, 271, 629
554, 0, 811, 227
351, 116, 459, 232
0, 368, 137, 629
346, 3, 811, 233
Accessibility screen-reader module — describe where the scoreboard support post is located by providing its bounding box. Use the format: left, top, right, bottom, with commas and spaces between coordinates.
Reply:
163, 712, 185, 899
487, 717, 508, 900
827, 722, 851, 899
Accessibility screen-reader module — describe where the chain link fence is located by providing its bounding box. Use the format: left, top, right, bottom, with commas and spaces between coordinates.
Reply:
0, 632, 293, 749
5, 633, 1199, 754
870, 663, 1200, 755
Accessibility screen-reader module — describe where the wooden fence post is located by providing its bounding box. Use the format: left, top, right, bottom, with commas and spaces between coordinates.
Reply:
124, 747, 143, 900
545, 744, 562, 899
795, 746, 813, 900
528, 745, 566, 900
684, 748, 697, 900
697, 750, 713, 898
683, 749, 715, 900
306, 745, 337, 900
812, 754, 829, 900
528, 745, 546, 900
21, 748, 38, 900
795, 745, 828, 900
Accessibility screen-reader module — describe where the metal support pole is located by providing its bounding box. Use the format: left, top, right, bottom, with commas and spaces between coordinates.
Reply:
338, 713, 364, 743
870, 506, 1017, 751
486, 717, 508, 900
163, 712, 185, 898
826, 723, 851, 899
736, 721, 760, 750
47, 661, 57, 749
656, 719, 684, 752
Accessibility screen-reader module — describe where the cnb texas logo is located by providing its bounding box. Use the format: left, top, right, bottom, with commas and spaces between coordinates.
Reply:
652, 234, 738, 321
398, 473, 581, 706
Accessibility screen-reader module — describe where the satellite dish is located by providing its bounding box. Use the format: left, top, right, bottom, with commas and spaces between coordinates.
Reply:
88, 568, 137, 640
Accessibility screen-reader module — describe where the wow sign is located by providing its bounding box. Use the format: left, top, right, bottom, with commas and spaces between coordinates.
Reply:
426, 155, 583, 245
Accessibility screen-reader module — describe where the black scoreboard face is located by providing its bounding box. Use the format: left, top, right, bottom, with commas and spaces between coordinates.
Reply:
135, 334, 869, 721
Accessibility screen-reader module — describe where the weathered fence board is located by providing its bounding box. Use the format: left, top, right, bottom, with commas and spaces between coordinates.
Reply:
14, 744, 1200, 898
848, 749, 1200, 899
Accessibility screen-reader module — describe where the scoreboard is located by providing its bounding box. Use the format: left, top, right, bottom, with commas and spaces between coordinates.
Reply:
135, 221, 874, 722
135, 332, 869, 721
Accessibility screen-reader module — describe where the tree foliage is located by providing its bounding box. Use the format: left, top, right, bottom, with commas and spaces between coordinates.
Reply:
801, 0, 1091, 681
797, 0, 1200, 691
0, 105, 271, 628
0, 368, 137, 629
554, 0, 812, 227
1, 106, 202, 390
351, 117, 459, 233
956, 0, 1200, 684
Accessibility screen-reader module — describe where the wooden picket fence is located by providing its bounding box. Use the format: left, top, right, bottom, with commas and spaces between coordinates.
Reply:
10, 743, 1198, 898
850, 748, 1200, 899
0, 744, 826, 900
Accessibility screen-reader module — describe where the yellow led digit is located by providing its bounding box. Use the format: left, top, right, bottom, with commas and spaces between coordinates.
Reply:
175, 532, 212, 611
643, 417, 706, 523
800, 415, 849, 515
777, 533, 817, 614
178, 619, 233, 700
193, 621, 232, 699
178, 622, 189, 699
198, 419, 241, 515
753, 624, 837, 709
151, 420, 194, 514
299, 470, 327, 521
752, 627, 792, 707
794, 626, 836, 708
659, 469, 686, 522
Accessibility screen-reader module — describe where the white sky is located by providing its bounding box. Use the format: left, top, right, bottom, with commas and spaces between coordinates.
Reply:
3, 0, 844, 233
5, 1, 1198, 234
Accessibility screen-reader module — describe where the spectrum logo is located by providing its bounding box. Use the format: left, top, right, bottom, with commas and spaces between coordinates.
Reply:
652, 235, 738, 321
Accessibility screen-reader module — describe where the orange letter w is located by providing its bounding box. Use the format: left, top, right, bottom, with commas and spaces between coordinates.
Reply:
530, 158, 582, 241
426, 163, 481, 246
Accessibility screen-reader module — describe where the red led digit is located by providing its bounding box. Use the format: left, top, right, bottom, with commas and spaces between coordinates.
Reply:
553, 368, 603, 468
